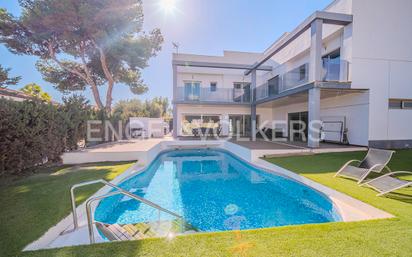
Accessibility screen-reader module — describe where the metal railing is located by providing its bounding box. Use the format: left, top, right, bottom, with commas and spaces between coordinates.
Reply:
68, 179, 183, 244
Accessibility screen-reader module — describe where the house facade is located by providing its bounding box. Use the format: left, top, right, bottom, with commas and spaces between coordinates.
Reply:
172, 0, 412, 149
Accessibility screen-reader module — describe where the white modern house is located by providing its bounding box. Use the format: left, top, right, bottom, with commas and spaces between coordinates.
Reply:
172, 0, 412, 149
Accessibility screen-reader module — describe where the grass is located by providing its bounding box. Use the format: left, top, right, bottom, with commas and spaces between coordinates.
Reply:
3, 150, 412, 257
0, 162, 134, 257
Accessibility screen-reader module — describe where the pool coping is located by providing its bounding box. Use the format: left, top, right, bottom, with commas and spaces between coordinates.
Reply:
23, 140, 394, 251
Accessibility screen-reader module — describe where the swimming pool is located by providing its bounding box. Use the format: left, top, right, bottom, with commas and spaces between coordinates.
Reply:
95, 148, 341, 232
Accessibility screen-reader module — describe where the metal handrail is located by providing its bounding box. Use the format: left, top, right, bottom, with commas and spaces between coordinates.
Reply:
68, 179, 181, 232
85, 190, 183, 244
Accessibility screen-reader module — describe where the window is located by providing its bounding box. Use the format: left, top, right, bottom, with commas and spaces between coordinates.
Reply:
184, 81, 200, 101
181, 115, 220, 136
233, 82, 251, 102
210, 82, 217, 92
389, 99, 402, 109
389, 99, 412, 109
268, 76, 280, 96
299, 64, 306, 81
402, 100, 412, 109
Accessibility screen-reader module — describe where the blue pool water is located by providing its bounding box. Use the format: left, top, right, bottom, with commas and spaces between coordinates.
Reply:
95, 149, 341, 231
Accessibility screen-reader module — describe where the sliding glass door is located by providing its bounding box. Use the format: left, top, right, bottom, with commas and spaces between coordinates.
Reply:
288, 112, 308, 142
229, 115, 259, 137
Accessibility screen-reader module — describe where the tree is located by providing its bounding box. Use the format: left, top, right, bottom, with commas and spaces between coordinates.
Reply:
0, 64, 21, 88
112, 97, 171, 120
152, 97, 171, 117
112, 99, 147, 121
0, 1, 163, 112
21, 83, 52, 102
61, 94, 93, 150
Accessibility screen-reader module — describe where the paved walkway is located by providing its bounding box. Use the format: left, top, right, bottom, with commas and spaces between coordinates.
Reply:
62, 138, 173, 164
85, 138, 172, 152
231, 139, 362, 150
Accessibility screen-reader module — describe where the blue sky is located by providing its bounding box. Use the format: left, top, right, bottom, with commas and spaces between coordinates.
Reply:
0, 0, 331, 105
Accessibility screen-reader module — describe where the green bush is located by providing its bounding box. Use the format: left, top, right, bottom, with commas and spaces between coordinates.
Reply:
0, 96, 92, 175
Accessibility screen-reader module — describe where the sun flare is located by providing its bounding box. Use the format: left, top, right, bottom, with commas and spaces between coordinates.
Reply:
159, 0, 177, 14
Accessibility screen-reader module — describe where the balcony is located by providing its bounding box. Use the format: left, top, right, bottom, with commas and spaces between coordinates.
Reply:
175, 87, 251, 104
255, 63, 309, 101
255, 61, 350, 102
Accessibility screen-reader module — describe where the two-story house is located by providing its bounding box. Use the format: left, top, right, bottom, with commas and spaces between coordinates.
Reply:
172, 0, 412, 149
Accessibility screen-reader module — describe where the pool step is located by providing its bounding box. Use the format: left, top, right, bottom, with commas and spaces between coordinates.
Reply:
96, 219, 199, 241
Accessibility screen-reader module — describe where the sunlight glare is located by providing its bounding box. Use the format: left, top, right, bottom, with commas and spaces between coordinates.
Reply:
159, 0, 177, 14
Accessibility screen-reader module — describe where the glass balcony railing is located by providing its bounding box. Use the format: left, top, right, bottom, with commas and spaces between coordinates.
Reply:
175, 87, 251, 103
255, 63, 309, 101
255, 61, 350, 102
322, 60, 340, 81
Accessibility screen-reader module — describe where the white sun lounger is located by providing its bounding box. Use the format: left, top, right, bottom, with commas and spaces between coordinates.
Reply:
334, 148, 395, 184
361, 171, 412, 196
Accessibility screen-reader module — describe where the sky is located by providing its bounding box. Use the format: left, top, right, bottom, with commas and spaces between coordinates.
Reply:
0, 0, 332, 105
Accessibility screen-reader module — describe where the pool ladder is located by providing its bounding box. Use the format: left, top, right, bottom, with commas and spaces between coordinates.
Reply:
68, 179, 183, 244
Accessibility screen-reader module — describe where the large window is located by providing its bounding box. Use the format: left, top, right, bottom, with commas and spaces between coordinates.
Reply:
184, 81, 200, 101
389, 99, 412, 109
181, 115, 220, 135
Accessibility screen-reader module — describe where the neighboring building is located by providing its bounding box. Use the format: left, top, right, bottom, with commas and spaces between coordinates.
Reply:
0, 87, 33, 102
0, 87, 61, 105
172, 0, 412, 149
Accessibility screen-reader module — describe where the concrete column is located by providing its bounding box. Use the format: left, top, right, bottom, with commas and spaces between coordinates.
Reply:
309, 19, 323, 82
172, 64, 178, 138
220, 114, 229, 136
251, 70, 257, 141
340, 24, 352, 82
308, 87, 321, 148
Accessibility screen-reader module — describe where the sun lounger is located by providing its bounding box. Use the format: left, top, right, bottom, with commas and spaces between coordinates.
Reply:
334, 148, 395, 183
361, 171, 412, 196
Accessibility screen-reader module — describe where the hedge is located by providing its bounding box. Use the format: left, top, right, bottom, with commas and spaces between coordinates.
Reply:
0, 96, 92, 175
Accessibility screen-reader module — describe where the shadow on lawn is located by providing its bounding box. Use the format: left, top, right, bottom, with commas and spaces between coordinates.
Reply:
384, 192, 412, 204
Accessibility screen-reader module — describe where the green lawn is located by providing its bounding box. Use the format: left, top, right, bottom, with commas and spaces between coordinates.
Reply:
3, 151, 412, 257
0, 162, 134, 257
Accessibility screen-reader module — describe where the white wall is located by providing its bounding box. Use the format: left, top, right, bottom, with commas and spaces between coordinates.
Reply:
324, 0, 352, 14
266, 92, 369, 146
177, 73, 254, 90
257, 107, 273, 127
320, 93, 369, 146
351, 0, 412, 142
173, 51, 263, 65
174, 51, 267, 94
